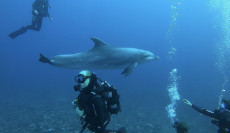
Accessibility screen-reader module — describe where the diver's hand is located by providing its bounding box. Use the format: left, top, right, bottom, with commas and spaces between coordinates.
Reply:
34, 10, 39, 15
76, 107, 84, 117
183, 99, 192, 106
72, 100, 77, 106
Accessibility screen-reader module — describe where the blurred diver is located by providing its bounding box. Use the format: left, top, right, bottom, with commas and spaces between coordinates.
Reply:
173, 121, 189, 133
183, 99, 230, 133
72, 70, 127, 133
8, 0, 53, 39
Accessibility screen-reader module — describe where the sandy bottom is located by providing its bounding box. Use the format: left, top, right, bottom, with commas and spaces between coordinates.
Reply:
0, 90, 218, 133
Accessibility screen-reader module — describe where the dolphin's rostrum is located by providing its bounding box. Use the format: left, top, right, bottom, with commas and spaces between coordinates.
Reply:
39, 37, 159, 76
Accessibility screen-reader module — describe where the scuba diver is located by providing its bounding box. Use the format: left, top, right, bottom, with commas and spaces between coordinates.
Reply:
72, 70, 127, 133
183, 99, 230, 133
8, 0, 53, 39
173, 121, 189, 133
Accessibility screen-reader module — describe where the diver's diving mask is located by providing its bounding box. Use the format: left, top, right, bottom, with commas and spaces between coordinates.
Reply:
75, 74, 91, 83
74, 74, 91, 91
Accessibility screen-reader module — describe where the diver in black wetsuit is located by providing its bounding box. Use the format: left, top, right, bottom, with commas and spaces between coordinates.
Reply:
8, 0, 53, 39
183, 99, 230, 133
72, 70, 127, 133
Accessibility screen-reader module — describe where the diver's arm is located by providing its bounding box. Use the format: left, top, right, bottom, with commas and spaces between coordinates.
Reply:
32, 0, 38, 9
32, 0, 40, 11
183, 99, 217, 119
32, 5, 38, 15
33, 10, 39, 16
32, 0, 40, 15
191, 104, 216, 118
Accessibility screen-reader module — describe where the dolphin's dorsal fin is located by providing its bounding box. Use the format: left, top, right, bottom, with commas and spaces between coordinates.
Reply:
91, 37, 110, 49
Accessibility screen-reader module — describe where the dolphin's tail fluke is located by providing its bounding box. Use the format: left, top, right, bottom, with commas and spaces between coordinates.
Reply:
39, 53, 51, 64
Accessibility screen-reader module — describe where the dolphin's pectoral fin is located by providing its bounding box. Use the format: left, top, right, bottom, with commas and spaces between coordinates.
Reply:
121, 62, 138, 76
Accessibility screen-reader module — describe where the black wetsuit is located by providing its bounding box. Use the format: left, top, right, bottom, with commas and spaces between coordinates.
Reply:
77, 90, 112, 133
192, 104, 230, 133
8, 0, 50, 39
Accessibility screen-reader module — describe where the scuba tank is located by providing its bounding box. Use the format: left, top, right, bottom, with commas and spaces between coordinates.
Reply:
97, 80, 121, 115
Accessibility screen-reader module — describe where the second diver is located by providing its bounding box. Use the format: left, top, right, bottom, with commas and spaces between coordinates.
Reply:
9, 0, 53, 39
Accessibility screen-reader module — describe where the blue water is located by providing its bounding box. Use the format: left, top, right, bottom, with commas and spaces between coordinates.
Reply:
1, 0, 230, 132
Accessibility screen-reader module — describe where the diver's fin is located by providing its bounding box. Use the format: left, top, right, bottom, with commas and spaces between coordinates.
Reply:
39, 53, 51, 64
121, 62, 137, 76
8, 26, 28, 39
8, 32, 18, 39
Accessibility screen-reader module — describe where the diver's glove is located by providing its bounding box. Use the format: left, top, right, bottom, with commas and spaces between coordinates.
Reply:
34, 10, 39, 15
72, 99, 78, 106
76, 107, 84, 118
183, 99, 192, 106
72, 99, 84, 118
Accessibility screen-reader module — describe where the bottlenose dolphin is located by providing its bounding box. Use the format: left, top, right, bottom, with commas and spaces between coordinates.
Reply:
39, 37, 159, 76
